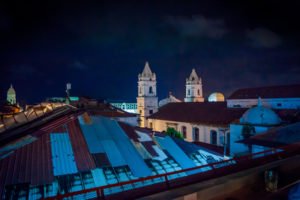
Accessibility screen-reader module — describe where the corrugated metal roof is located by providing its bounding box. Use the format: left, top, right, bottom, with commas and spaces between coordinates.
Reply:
0, 132, 54, 195
92, 153, 110, 167
118, 122, 139, 142
67, 119, 96, 171
100, 140, 126, 167
50, 133, 78, 176
155, 136, 196, 172
101, 117, 152, 177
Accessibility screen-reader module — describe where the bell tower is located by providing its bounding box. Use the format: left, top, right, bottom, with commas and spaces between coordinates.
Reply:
7, 84, 16, 105
137, 62, 158, 127
184, 68, 204, 102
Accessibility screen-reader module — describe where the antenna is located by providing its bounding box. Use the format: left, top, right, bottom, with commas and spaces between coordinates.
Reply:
66, 83, 71, 104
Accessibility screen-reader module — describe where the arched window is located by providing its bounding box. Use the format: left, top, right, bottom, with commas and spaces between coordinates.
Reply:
197, 89, 200, 96
181, 126, 187, 138
193, 127, 199, 141
210, 130, 217, 145
188, 89, 190, 96
149, 86, 153, 94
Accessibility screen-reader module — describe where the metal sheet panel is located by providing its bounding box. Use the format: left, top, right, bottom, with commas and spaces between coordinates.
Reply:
155, 136, 197, 172
100, 140, 126, 167
101, 117, 152, 177
79, 123, 104, 153
67, 120, 96, 171
50, 133, 78, 176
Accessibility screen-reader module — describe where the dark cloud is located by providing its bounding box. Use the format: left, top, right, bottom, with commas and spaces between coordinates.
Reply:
8, 64, 40, 79
246, 28, 282, 48
166, 15, 228, 39
69, 61, 89, 70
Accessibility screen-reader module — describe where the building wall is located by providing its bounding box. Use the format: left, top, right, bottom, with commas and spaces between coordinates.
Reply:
148, 118, 227, 146
137, 97, 158, 127
227, 98, 300, 109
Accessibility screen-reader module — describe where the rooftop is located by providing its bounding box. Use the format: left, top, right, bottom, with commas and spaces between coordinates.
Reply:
148, 102, 246, 126
228, 84, 300, 99
0, 110, 224, 199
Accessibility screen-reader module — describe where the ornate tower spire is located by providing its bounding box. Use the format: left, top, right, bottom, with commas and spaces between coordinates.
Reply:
184, 68, 204, 102
139, 61, 156, 80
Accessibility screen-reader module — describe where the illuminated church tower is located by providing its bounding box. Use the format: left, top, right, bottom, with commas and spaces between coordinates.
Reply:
184, 68, 204, 102
137, 62, 158, 127
7, 84, 16, 105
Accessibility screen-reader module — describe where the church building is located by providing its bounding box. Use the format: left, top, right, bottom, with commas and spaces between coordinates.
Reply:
7, 84, 16, 105
136, 62, 158, 127
184, 68, 204, 102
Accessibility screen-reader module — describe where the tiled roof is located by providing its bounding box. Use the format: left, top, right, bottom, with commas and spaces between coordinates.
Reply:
228, 84, 300, 99
148, 102, 246, 126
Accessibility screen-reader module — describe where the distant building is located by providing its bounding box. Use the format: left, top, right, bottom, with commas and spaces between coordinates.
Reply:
137, 62, 158, 127
230, 99, 282, 156
208, 92, 225, 102
7, 84, 16, 105
147, 102, 246, 152
184, 68, 204, 102
158, 92, 181, 107
227, 84, 300, 109
109, 102, 137, 114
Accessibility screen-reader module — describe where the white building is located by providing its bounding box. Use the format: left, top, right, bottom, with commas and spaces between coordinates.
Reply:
137, 62, 158, 127
227, 84, 300, 109
230, 99, 282, 157
184, 68, 204, 102
147, 102, 246, 153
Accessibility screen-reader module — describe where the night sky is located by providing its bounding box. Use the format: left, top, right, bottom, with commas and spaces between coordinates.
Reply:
0, 0, 300, 104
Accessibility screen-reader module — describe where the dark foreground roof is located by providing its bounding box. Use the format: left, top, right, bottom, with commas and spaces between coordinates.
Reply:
228, 84, 300, 99
238, 122, 300, 147
148, 102, 246, 126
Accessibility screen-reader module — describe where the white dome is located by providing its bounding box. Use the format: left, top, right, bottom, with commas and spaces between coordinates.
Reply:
208, 92, 225, 102
240, 105, 281, 125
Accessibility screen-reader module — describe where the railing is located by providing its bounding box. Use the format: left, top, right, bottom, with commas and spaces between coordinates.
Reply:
45, 143, 300, 200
